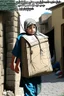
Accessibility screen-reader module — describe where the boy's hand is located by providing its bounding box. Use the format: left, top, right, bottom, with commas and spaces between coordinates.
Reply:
10, 63, 15, 71
14, 66, 19, 73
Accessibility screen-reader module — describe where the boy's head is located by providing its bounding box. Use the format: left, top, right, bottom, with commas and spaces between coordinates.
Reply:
24, 18, 37, 35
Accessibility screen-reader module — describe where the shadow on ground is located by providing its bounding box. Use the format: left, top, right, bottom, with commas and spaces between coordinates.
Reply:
41, 72, 64, 83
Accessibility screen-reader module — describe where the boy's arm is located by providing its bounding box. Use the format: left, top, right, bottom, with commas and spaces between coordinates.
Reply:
16, 58, 20, 66
10, 54, 16, 71
11, 54, 16, 64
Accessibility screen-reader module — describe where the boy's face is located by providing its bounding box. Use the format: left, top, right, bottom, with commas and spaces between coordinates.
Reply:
26, 24, 36, 35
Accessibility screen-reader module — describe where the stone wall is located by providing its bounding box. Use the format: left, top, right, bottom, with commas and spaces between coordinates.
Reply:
0, 15, 4, 96
0, 11, 24, 96
5, 11, 23, 95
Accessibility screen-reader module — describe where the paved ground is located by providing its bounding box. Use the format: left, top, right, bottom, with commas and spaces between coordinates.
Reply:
38, 72, 64, 96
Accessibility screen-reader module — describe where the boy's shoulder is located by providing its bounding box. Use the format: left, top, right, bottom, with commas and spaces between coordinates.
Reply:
17, 32, 26, 40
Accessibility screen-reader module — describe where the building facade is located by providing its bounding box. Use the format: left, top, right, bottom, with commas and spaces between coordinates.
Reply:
49, 2, 64, 73
39, 13, 54, 58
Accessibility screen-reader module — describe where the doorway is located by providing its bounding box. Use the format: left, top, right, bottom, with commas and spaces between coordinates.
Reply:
61, 24, 64, 74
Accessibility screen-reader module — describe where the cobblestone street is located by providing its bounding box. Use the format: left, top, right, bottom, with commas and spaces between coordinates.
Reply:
38, 72, 64, 96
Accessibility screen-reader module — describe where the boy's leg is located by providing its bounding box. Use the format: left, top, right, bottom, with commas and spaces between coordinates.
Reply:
24, 83, 37, 96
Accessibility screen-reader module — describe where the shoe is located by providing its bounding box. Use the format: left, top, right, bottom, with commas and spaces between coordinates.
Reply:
58, 74, 63, 78
55, 70, 62, 76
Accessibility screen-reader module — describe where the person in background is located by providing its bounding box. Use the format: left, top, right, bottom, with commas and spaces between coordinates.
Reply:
10, 18, 41, 96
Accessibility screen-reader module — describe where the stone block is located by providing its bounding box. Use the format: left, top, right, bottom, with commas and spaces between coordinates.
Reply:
6, 20, 18, 27
6, 73, 20, 81
0, 31, 3, 37
1, 68, 4, 76
7, 43, 15, 51
0, 78, 1, 85
6, 68, 15, 75
0, 64, 1, 78
1, 84, 4, 95
6, 74, 15, 81
6, 80, 15, 88
0, 62, 4, 76
1, 76, 4, 84
0, 23, 2, 30
11, 11, 19, 17
0, 17, 3, 30
6, 38, 16, 43
7, 52, 12, 58
0, 85, 2, 96
7, 57, 12, 67
6, 32, 18, 38
0, 37, 3, 47
1, 61, 4, 70
6, 16, 18, 21
0, 48, 3, 54
0, 76, 4, 84
0, 54, 3, 61
6, 26, 18, 32
6, 11, 19, 18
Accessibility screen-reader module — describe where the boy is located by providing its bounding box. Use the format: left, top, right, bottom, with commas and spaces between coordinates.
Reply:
10, 18, 41, 96
10, 19, 37, 73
